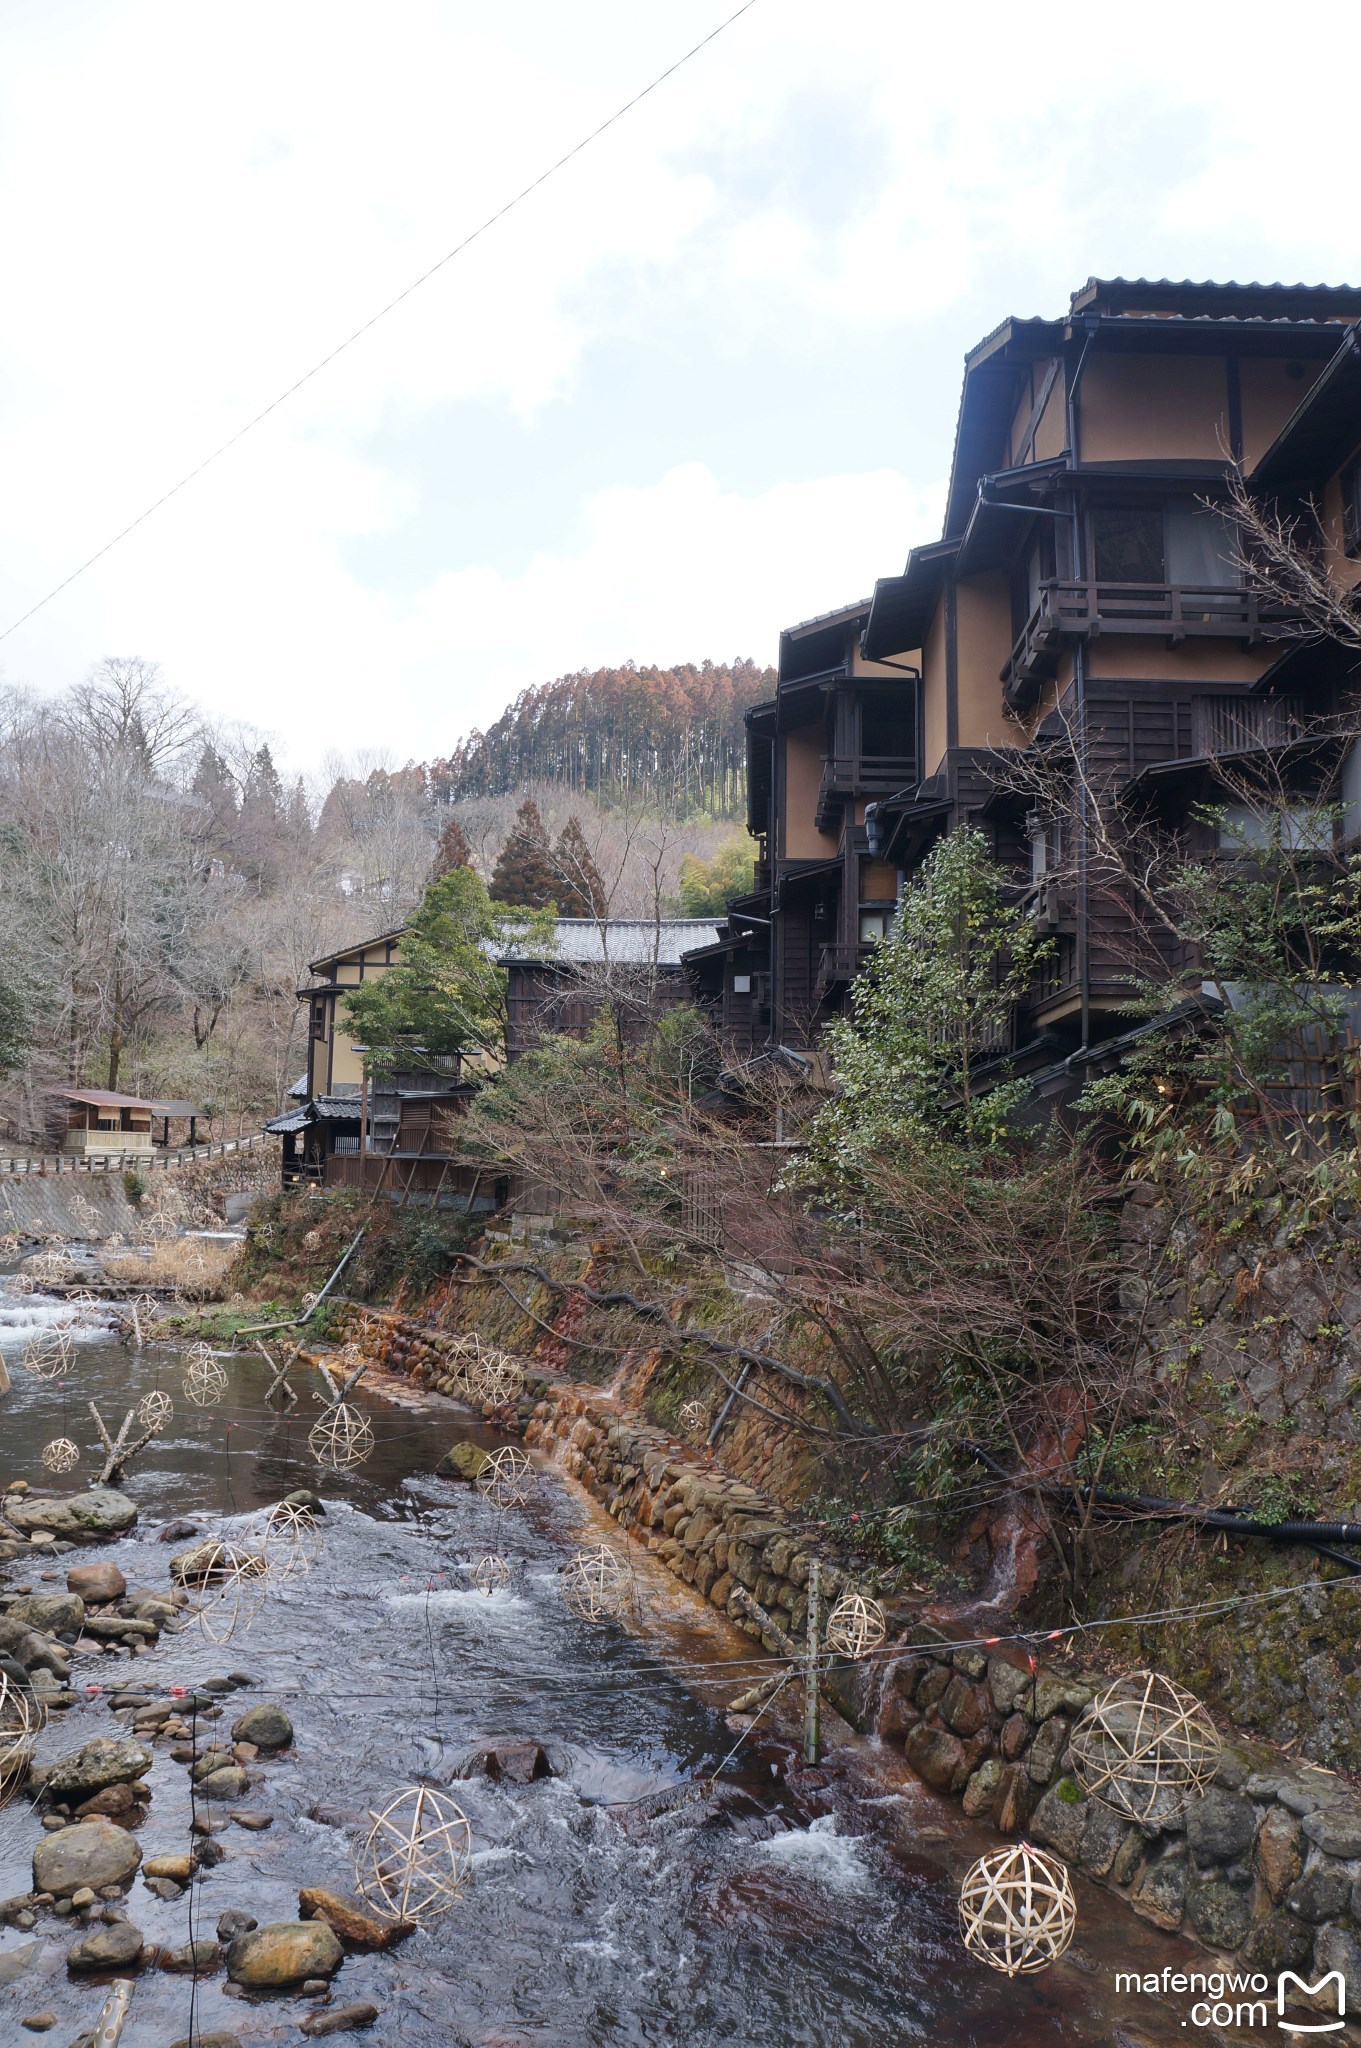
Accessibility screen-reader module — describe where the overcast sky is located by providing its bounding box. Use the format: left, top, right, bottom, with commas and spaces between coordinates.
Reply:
1, 0, 1358, 772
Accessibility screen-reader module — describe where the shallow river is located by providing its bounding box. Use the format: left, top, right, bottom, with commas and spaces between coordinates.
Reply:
0, 1277, 1273, 2047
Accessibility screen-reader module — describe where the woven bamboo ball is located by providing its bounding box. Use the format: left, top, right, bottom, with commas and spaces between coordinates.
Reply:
1069, 1669, 1222, 1825
677, 1399, 707, 1438
476, 1445, 533, 1509
959, 1841, 1076, 1976
183, 1345, 228, 1407
824, 1591, 887, 1661
561, 1544, 630, 1621
193, 1554, 269, 1644
354, 1785, 473, 1925
262, 1500, 322, 1576
40, 1437, 80, 1474
0, 1671, 43, 1793
137, 1387, 173, 1434
23, 1329, 75, 1381
470, 1553, 511, 1597
308, 1401, 375, 1470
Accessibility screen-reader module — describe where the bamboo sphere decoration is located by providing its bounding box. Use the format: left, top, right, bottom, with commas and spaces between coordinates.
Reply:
469, 1351, 524, 1406
308, 1401, 375, 1470
470, 1553, 511, 1596
183, 1346, 228, 1407
23, 1329, 75, 1380
561, 1544, 630, 1621
0, 1670, 44, 1787
354, 1785, 473, 1925
1069, 1670, 1222, 1825
193, 1551, 269, 1644
959, 1841, 1077, 1977
476, 1445, 533, 1509
825, 1591, 888, 1662
40, 1437, 80, 1474
678, 1398, 707, 1438
137, 1387, 173, 1434
263, 1500, 322, 1575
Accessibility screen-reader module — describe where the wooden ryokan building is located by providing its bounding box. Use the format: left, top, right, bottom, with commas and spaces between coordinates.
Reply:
688, 276, 1361, 1081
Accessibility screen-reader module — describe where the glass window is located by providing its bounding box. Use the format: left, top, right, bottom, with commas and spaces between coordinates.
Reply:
1091, 505, 1163, 583
1165, 502, 1239, 588
732, 974, 751, 994
859, 909, 889, 945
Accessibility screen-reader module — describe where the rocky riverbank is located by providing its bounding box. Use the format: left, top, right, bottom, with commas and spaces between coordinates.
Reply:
333, 1299, 1361, 2016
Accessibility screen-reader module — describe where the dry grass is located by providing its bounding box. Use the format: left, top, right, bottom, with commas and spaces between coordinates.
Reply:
102, 1236, 235, 1302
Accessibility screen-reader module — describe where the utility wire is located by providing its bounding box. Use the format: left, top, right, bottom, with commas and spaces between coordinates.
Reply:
0, 1, 760, 648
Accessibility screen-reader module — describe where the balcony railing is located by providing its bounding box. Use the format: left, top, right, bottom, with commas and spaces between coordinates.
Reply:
815, 755, 918, 832
1003, 580, 1296, 705
817, 941, 873, 986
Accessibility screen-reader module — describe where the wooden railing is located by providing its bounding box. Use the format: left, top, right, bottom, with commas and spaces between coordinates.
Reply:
1003, 580, 1296, 703
815, 754, 917, 829
0, 1132, 269, 1177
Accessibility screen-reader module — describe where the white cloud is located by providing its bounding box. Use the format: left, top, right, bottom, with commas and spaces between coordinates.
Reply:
0, 0, 1358, 767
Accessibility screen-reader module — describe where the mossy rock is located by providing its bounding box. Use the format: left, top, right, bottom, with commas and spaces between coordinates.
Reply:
437, 1443, 490, 1482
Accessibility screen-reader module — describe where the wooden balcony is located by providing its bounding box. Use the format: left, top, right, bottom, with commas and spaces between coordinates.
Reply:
816, 940, 873, 987
1003, 580, 1297, 707
815, 754, 918, 832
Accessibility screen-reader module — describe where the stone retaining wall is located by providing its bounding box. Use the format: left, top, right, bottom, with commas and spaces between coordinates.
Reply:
336, 1302, 1361, 2003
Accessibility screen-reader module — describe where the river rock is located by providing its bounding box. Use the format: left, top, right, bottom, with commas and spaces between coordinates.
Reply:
66, 1918, 144, 1970
46, 1736, 152, 1800
0, 1939, 38, 1985
170, 1540, 236, 1585
1302, 1802, 1361, 1859
167, 2037, 242, 2048
157, 1519, 200, 1543
226, 1919, 343, 1987
6, 1492, 137, 1541
196, 1766, 249, 1801
300, 2004, 380, 2037
299, 1886, 412, 1950
1256, 1804, 1303, 1902
0, 1618, 66, 1677
143, 1854, 194, 1883
8, 1594, 83, 1637
32, 1820, 141, 1897
230, 1702, 292, 1751
460, 1740, 553, 1785
436, 1442, 489, 1481
65, 1563, 126, 1604
1185, 1788, 1256, 1865
74, 1783, 139, 1821
1131, 1853, 1188, 1931
904, 1723, 966, 1793
160, 1937, 222, 1974
217, 1910, 257, 1941
1186, 1877, 1251, 1950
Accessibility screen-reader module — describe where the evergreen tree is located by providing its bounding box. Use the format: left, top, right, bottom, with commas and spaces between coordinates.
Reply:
238, 744, 286, 887
489, 797, 559, 908
190, 743, 239, 847
551, 815, 606, 918
434, 811, 472, 877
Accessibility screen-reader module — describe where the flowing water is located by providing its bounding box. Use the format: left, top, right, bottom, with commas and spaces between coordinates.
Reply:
0, 1272, 1273, 2047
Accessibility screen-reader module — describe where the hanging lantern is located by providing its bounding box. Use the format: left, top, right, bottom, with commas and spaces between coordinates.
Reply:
470, 1554, 511, 1597
183, 1345, 228, 1407
476, 1445, 533, 1509
23, 1329, 75, 1381
40, 1437, 80, 1474
353, 1786, 473, 1926
1069, 1670, 1222, 1826
824, 1590, 888, 1662
308, 1402, 375, 1470
959, 1841, 1076, 1976
137, 1387, 173, 1434
561, 1544, 630, 1621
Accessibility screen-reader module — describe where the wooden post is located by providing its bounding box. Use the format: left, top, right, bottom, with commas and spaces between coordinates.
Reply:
805, 1558, 821, 1766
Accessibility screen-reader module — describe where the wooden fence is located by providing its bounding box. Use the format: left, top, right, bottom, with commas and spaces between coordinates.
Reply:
0, 1132, 270, 1177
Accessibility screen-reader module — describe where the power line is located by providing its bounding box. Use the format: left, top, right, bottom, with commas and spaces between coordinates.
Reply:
0, 1, 760, 648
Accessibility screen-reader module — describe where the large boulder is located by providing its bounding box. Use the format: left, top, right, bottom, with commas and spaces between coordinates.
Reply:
6, 1491, 137, 1541
226, 1919, 343, 1988
66, 1561, 126, 1603
230, 1703, 292, 1751
45, 1736, 152, 1802
33, 1819, 142, 1897
436, 1442, 489, 1482
298, 1886, 412, 1950
7, 1593, 83, 1637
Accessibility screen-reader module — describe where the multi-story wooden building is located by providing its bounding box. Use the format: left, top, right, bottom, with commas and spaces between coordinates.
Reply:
684, 599, 918, 1054
844, 277, 1361, 1081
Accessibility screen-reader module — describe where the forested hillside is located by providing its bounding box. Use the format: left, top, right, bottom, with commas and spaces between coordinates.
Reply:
432, 660, 774, 819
